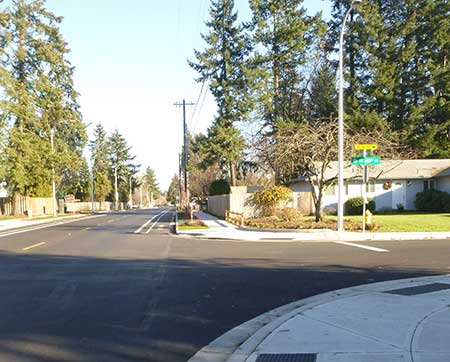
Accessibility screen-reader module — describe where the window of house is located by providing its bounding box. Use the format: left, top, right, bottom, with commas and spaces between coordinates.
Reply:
423, 180, 436, 190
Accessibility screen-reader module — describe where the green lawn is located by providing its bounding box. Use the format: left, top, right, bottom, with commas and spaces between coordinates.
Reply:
178, 224, 209, 231
320, 213, 450, 232
0, 215, 16, 221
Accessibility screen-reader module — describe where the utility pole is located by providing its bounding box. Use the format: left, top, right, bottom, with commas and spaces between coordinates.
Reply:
174, 100, 194, 209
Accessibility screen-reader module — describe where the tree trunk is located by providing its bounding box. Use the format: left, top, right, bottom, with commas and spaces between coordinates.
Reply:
314, 193, 323, 222
230, 162, 237, 187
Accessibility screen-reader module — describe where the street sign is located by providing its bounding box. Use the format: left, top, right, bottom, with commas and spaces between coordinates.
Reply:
351, 156, 381, 166
355, 144, 378, 151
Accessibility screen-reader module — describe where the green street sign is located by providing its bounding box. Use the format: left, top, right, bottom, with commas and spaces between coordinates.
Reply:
351, 156, 381, 166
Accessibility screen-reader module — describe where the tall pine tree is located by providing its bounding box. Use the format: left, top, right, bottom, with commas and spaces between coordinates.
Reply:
0, 0, 86, 196
89, 123, 111, 202
189, 0, 249, 186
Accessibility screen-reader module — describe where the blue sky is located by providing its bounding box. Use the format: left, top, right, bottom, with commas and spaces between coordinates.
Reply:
45, 0, 331, 190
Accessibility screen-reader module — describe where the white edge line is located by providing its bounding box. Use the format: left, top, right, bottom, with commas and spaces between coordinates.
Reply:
134, 214, 160, 234
145, 210, 171, 234
0, 214, 105, 239
22, 242, 46, 251
334, 241, 389, 252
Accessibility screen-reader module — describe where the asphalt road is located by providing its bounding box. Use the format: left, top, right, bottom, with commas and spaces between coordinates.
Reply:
0, 207, 449, 362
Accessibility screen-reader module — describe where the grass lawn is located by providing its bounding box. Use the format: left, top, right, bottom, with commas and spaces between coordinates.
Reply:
178, 219, 209, 231
0, 215, 16, 221
0, 214, 77, 221
178, 224, 209, 231
319, 213, 450, 232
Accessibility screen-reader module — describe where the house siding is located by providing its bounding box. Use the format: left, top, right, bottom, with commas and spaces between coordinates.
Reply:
405, 180, 424, 210
439, 176, 450, 194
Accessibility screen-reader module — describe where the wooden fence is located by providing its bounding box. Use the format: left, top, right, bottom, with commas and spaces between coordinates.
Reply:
0, 195, 55, 216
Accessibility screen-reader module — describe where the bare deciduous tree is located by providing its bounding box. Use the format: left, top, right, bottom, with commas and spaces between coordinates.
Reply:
258, 118, 414, 221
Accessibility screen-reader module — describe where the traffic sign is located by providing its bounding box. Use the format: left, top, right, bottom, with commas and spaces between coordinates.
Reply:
355, 144, 378, 151
351, 156, 381, 166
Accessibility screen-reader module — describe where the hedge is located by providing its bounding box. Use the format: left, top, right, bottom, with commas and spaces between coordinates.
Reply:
344, 196, 376, 215
415, 189, 450, 212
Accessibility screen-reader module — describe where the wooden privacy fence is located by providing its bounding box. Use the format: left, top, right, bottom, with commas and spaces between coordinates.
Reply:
0, 195, 54, 216
225, 210, 245, 226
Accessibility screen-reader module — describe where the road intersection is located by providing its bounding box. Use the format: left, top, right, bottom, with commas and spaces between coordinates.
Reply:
0, 208, 448, 362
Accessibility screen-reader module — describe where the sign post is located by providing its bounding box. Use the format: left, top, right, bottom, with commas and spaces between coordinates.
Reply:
362, 150, 367, 233
352, 144, 380, 233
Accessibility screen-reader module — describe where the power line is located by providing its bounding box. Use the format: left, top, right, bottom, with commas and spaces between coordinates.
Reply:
191, 81, 209, 134
188, 79, 206, 128
174, 100, 195, 209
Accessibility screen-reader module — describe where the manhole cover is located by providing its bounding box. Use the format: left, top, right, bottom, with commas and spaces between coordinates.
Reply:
256, 353, 317, 362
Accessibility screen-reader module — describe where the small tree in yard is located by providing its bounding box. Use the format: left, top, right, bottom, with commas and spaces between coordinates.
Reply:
251, 185, 292, 216
265, 120, 410, 222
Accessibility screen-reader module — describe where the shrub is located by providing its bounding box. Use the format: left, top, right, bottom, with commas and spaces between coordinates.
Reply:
415, 189, 450, 212
251, 185, 293, 216
208, 179, 231, 196
344, 197, 376, 215
275, 208, 303, 222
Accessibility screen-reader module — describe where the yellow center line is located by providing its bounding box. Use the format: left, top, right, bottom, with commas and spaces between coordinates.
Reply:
22, 242, 46, 251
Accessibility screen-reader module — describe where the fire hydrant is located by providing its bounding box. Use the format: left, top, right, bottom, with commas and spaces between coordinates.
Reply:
365, 209, 373, 230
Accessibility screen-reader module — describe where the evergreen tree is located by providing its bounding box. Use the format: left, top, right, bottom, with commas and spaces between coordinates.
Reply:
307, 60, 338, 119
329, 0, 450, 156
166, 174, 179, 205
89, 123, 111, 202
189, 0, 250, 186
249, 0, 324, 129
107, 130, 138, 202
0, 0, 86, 196
144, 166, 161, 200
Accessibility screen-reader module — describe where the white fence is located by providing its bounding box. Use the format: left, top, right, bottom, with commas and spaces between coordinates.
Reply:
65, 202, 113, 213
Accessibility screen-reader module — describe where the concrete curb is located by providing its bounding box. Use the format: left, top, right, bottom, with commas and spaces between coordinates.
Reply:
187, 274, 449, 362
176, 230, 450, 242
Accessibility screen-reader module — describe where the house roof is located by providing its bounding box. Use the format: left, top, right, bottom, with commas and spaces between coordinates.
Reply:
289, 159, 450, 182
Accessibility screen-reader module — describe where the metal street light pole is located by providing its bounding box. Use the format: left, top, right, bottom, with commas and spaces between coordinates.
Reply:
338, 0, 362, 232
50, 127, 57, 217
90, 159, 95, 213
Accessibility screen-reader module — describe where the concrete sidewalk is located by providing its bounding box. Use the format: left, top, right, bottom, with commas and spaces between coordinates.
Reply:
0, 213, 94, 233
176, 211, 450, 242
189, 274, 450, 362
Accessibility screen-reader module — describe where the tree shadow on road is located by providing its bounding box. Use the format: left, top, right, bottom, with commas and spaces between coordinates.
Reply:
0, 250, 445, 362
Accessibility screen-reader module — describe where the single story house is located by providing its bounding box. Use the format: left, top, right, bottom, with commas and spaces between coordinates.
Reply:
288, 159, 450, 214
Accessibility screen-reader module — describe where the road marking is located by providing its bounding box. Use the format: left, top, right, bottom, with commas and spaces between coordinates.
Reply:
0, 214, 105, 239
334, 241, 389, 252
22, 242, 46, 251
83, 227, 92, 231
145, 210, 171, 234
134, 214, 160, 234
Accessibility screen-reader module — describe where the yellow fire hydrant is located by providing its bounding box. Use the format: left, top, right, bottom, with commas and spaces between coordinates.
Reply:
365, 209, 373, 230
